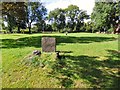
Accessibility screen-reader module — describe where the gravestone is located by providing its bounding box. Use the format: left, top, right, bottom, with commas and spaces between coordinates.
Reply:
42, 37, 56, 52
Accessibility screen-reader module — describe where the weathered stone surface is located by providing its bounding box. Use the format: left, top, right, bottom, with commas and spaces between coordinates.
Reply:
42, 37, 56, 52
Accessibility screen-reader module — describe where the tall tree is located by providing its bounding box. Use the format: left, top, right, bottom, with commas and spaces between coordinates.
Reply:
75, 10, 89, 31
27, 1, 47, 33
91, 0, 120, 33
2, 2, 27, 33
48, 8, 66, 32
65, 5, 89, 32
65, 5, 79, 32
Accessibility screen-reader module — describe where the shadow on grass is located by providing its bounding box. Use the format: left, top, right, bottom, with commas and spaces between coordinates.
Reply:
50, 50, 119, 88
1, 35, 117, 48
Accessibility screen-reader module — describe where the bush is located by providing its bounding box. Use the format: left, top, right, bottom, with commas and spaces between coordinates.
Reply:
25, 55, 50, 68
22, 53, 57, 68
108, 28, 114, 33
0, 30, 9, 33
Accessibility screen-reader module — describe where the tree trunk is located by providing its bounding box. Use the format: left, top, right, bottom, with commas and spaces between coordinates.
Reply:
58, 29, 60, 32
17, 23, 21, 33
17, 26, 21, 33
28, 22, 31, 34
29, 27, 31, 34
9, 28, 12, 33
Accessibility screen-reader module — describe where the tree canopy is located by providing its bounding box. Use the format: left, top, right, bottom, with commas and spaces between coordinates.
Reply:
1, 1, 119, 34
2, 2, 27, 32
2, 1, 47, 33
48, 5, 89, 32
91, 1, 120, 33
27, 1, 47, 33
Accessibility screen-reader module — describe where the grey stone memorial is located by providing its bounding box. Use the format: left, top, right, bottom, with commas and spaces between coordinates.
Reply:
42, 37, 56, 52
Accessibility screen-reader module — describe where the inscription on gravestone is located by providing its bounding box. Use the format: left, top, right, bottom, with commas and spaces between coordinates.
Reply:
42, 37, 56, 52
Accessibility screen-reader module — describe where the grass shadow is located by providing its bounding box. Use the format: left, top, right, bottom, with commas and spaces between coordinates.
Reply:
1, 36, 42, 48
50, 50, 119, 88
1, 35, 117, 48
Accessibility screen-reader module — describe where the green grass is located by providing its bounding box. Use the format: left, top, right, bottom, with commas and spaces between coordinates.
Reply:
1, 33, 119, 88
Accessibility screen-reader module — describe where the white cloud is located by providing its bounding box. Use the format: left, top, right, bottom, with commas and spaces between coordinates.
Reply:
41, 0, 95, 15
44, 0, 71, 11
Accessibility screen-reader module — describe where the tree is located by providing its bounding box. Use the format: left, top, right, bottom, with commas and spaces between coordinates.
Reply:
65, 5, 89, 32
2, 1, 47, 34
65, 5, 79, 32
57, 11, 66, 32
34, 20, 46, 32
45, 24, 53, 32
85, 21, 95, 33
2, 13, 16, 33
48, 8, 66, 32
76, 10, 89, 32
48, 5, 89, 32
2, 2, 27, 33
91, 0, 120, 33
27, 1, 47, 33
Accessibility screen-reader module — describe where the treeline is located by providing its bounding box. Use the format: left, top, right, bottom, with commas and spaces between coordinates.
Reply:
48, 5, 89, 33
2, 1, 47, 33
90, 1, 120, 33
1, 0, 120, 34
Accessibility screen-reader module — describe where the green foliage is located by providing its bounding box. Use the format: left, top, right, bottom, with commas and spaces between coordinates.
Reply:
45, 24, 53, 31
85, 21, 96, 33
2, 2, 27, 21
65, 5, 88, 32
48, 8, 66, 32
79, 25, 86, 32
108, 28, 114, 33
91, 1, 120, 33
2, 2, 27, 33
27, 2, 47, 23
34, 20, 46, 32
22, 53, 57, 68
2, 1, 47, 33
48, 5, 89, 32
23, 55, 46, 67
27, 1, 47, 33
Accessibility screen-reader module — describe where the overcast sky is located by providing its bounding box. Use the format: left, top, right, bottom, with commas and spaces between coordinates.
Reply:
41, 0, 95, 15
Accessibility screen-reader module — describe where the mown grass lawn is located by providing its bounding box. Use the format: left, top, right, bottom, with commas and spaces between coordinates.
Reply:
1, 33, 119, 88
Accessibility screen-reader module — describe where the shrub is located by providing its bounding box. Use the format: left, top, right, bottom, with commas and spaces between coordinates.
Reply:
108, 28, 114, 33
